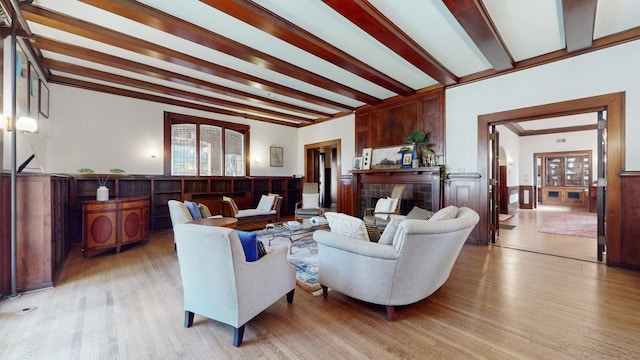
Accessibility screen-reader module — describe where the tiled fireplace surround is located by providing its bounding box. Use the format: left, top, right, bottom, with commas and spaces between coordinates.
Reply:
359, 183, 435, 217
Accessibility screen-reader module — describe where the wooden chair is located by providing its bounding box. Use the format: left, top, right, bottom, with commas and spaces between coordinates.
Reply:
363, 184, 405, 230
294, 182, 323, 221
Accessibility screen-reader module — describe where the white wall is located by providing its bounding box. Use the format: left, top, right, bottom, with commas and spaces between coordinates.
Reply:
297, 114, 355, 176
44, 85, 298, 176
496, 125, 519, 186
446, 40, 640, 174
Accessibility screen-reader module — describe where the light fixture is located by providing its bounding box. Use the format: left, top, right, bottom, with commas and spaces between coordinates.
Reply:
0, 115, 38, 132
16, 116, 38, 133
254, 156, 261, 163
149, 149, 158, 158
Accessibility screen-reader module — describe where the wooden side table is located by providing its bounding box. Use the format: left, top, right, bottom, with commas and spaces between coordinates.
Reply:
187, 217, 238, 228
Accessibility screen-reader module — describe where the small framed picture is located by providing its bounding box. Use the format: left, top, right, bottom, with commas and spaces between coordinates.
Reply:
352, 157, 363, 170
401, 152, 413, 168
270, 146, 283, 167
362, 147, 372, 170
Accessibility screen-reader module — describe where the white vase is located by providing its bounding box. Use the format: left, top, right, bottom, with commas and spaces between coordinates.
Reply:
97, 186, 109, 201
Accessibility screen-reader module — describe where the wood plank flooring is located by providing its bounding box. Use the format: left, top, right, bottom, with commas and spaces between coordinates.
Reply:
1, 226, 639, 359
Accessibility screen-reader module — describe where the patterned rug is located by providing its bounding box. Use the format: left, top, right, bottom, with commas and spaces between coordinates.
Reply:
256, 230, 320, 292
538, 213, 597, 238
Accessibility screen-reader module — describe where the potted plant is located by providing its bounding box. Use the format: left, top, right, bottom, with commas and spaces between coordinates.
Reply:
78, 168, 125, 201
403, 129, 431, 167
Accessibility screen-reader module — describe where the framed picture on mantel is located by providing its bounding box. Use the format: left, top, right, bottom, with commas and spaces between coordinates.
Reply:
361, 148, 372, 170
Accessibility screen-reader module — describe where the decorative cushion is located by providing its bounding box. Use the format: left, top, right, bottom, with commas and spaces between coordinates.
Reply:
365, 223, 381, 242
406, 206, 435, 220
429, 205, 459, 221
184, 201, 202, 220
325, 212, 369, 241
257, 194, 276, 211
302, 193, 320, 209
379, 218, 402, 245
223, 196, 239, 216
235, 230, 259, 262
374, 197, 394, 220
268, 193, 280, 210
257, 240, 267, 259
198, 203, 212, 218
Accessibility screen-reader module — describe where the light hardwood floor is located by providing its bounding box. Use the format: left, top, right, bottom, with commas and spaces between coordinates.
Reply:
1, 224, 639, 359
496, 204, 599, 262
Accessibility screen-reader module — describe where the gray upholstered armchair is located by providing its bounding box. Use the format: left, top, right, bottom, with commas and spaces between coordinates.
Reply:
314, 207, 479, 321
174, 223, 296, 346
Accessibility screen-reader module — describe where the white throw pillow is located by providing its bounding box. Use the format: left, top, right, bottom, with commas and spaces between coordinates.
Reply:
379, 218, 401, 245
302, 193, 320, 209
429, 205, 459, 221
374, 198, 394, 220
325, 212, 369, 241
256, 195, 276, 211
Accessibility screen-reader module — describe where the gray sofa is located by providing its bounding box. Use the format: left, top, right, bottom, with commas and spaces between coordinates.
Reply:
313, 206, 479, 320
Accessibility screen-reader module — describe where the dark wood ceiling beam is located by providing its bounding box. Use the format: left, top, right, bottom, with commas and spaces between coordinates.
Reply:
458, 26, 640, 85
77, 0, 381, 105
200, 0, 414, 97
45, 59, 313, 124
322, 0, 457, 86
49, 75, 301, 127
562, 0, 597, 52
33, 36, 331, 118
22, 4, 355, 113
442, 0, 513, 71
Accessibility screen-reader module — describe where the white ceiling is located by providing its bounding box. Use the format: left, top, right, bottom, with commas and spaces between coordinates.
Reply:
12, 0, 640, 127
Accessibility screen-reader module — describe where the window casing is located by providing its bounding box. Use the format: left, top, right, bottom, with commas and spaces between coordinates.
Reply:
164, 112, 249, 176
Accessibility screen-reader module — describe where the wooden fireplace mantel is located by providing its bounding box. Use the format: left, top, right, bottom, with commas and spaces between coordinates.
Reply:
352, 167, 441, 217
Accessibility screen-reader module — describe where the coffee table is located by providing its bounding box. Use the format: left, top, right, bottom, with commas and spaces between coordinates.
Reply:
263, 218, 329, 253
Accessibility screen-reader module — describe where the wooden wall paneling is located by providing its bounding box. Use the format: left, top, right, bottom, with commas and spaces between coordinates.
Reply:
370, 102, 417, 148
446, 173, 482, 244
355, 113, 370, 155
338, 175, 354, 215
620, 173, 640, 269
519, 185, 535, 209
420, 89, 445, 156
507, 186, 520, 213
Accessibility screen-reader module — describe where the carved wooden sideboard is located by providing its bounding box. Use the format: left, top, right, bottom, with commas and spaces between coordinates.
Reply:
82, 197, 150, 258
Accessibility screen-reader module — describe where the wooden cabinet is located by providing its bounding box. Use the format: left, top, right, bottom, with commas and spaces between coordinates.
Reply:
0, 174, 71, 293
82, 197, 150, 258
540, 151, 591, 207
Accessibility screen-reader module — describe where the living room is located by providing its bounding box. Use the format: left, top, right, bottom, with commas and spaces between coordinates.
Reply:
1, 1, 640, 358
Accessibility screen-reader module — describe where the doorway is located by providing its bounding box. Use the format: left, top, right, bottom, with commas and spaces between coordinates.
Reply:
477, 92, 624, 265
303, 139, 341, 210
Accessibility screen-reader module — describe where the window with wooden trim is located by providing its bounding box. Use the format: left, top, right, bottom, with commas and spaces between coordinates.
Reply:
164, 112, 250, 176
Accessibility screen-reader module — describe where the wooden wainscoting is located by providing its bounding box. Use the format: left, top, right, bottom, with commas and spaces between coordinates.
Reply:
337, 175, 354, 215
445, 173, 482, 244
507, 186, 520, 213
620, 172, 640, 270
519, 185, 536, 210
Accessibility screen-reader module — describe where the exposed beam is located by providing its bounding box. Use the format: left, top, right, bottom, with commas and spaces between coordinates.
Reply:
322, 0, 457, 86
77, 0, 380, 105
442, 0, 513, 71
49, 75, 300, 127
201, 0, 414, 97
562, 0, 597, 52
22, 4, 355, 113
33, 36, 331, 119
45, 59, 314, 124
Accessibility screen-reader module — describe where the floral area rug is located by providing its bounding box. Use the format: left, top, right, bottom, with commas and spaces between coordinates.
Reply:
256, 229, 320, 293
538, 213, 597, 239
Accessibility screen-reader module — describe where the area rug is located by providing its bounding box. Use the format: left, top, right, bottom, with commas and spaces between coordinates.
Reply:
499, 214, 514, 222
538, 213, 597, 238
256, 230, 320, 293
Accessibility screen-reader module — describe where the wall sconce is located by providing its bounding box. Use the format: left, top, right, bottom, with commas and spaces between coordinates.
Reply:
507, 158, 514, 166
149, 149, 158, 158
254, 156, 261, 163
0, 115, 38, 133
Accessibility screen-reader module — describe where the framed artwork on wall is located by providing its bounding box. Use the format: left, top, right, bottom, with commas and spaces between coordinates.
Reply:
352, 157, 363, 170
361, 147, 372, 170
270, 146, 283, 167
39, 80, 49, 118
16, 45, 28, 120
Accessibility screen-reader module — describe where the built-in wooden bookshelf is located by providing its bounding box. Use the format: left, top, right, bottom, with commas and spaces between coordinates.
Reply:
70, 175, 303, 238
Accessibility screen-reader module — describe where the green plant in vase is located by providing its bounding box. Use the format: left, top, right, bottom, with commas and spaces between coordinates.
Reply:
403, 129, 431, 166
78, 168, 125, 201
